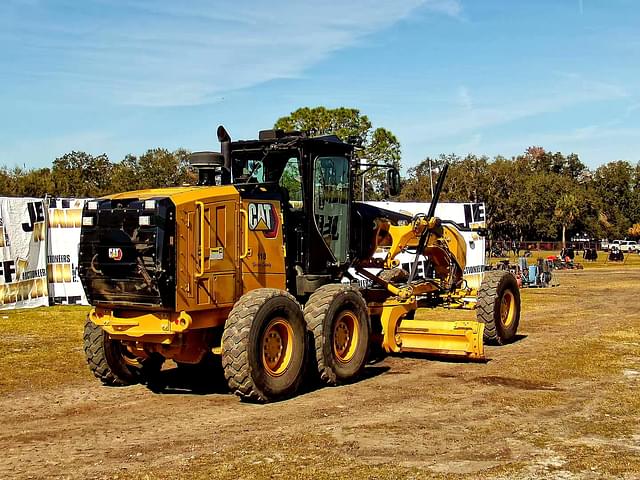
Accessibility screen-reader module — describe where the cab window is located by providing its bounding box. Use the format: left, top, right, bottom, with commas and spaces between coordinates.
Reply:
313, 156, 349, 263
279, 157, 303, 210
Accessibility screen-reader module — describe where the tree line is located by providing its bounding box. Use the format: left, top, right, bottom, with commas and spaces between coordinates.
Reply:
0, 106, 638, 242
0, 148, 195, 199
400, 147, 640, 241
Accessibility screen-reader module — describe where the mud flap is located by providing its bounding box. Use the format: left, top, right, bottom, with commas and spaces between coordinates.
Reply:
395, 319, 485, 360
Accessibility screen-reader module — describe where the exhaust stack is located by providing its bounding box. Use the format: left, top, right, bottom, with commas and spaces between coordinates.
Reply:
217, 125, 232, 184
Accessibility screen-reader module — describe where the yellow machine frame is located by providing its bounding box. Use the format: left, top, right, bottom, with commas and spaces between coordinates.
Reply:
89, 183, 485, 364
362, 214, 485, 360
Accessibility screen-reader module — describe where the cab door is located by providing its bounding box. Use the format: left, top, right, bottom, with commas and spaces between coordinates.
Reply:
240, 199, 287, 293
312, 155, 350, 264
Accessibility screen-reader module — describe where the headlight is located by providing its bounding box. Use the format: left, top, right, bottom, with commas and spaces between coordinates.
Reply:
82, 216, 94, 226
86, 201, 98, 211
139, 216, 152, 226
144, 200, 156, 210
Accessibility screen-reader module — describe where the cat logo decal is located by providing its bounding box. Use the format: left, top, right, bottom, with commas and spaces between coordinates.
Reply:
108, 247, 123, 261
248, 203, 279, 238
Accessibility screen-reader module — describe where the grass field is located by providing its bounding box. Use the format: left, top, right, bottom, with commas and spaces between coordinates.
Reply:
0, 305, 90, 394
1, 266, 639, 479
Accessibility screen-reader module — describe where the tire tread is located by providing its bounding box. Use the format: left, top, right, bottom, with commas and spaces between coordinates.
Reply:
222, 288, 303, 402
304, 284, 369, 385
477, 270, 519, 345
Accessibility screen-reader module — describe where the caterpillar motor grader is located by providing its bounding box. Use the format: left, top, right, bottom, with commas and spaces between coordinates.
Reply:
80, 126, 520, 402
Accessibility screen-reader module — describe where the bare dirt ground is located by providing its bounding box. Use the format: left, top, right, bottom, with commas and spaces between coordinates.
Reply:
1, 268, 639, 479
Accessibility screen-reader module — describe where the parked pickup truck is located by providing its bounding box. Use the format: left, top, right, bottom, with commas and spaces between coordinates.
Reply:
610, 240, 638, 253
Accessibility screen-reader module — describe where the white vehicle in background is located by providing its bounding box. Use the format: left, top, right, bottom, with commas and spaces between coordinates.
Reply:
608, 240, 640, 253
611, 240, 638, 253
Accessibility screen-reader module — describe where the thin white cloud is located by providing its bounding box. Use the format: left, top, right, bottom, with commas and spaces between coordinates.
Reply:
0, 0, 461, 107
400, 73, 629, 142
454, 133, 483, 153
423, 0, 463, 18
457, 86, 473, 111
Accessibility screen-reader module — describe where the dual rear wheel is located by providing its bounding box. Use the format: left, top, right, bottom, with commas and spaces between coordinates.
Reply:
221, 285, 371, 402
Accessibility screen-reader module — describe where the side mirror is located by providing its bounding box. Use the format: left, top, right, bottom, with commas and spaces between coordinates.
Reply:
386, 168, 401, 196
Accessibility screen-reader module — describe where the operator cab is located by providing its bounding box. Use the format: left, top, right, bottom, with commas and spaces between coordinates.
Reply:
195, 127, 355, 294
186, 125, 403, 296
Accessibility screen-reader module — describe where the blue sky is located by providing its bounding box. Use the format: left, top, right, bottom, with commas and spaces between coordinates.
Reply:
0, 0, 638, 171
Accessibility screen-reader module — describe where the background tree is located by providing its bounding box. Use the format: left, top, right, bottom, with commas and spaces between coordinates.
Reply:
108, 154, 139, 193
14, 167, 55, 197
592, 161, 635, 238
554, 192, 581, 247
1, 128, 638, 246
275, 106, 372, 139
275, 106, 401, 200
51, 151, 113, 197
400, 154, 522, 240
397, 148, 626, 243
279, 160, 301, 201
0, 167, 18, 196
110, 148, 195, 191
135, 148, 194, 189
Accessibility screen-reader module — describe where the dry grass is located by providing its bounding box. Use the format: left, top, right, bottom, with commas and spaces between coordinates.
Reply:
2, 268, 639, 480
125, 434, 425, 480
0, 306, 90, 394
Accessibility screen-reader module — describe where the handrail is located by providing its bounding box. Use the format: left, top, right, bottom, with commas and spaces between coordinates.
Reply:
240, 208, 250, 259
195, 201, 205, 278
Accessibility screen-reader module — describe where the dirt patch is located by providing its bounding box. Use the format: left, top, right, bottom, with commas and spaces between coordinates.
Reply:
1, 268, 639, 479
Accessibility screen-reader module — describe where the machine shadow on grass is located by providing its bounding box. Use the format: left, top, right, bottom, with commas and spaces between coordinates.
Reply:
505, 333, 528, 344
147, 363, 391, 399
148, 364, 229, 395
144, 337, 531, 397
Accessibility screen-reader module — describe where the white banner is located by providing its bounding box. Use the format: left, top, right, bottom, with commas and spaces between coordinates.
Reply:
0, 197, 49, 309
47, 198, 90, 305
367, 201, 487, 230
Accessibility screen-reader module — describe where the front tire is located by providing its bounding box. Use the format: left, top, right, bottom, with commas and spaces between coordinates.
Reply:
305, 284, 370, 385
477, 271, 521, 345
222, 289, 306, 402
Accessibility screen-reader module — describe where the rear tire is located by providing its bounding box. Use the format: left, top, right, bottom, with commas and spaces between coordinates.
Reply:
83, 316, 162, 386
222, 289, 306, 402
477, 271, 521, 345
304, 284, 370, 385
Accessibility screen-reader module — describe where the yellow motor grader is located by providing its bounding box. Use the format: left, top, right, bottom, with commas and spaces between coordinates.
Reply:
80, 126, 520, 402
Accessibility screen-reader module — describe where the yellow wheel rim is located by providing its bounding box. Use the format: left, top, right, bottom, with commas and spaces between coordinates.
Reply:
333, 311, 359, 363
262, 317, 294, 377
116, 341, 142, 368
500, 290, 516, 327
